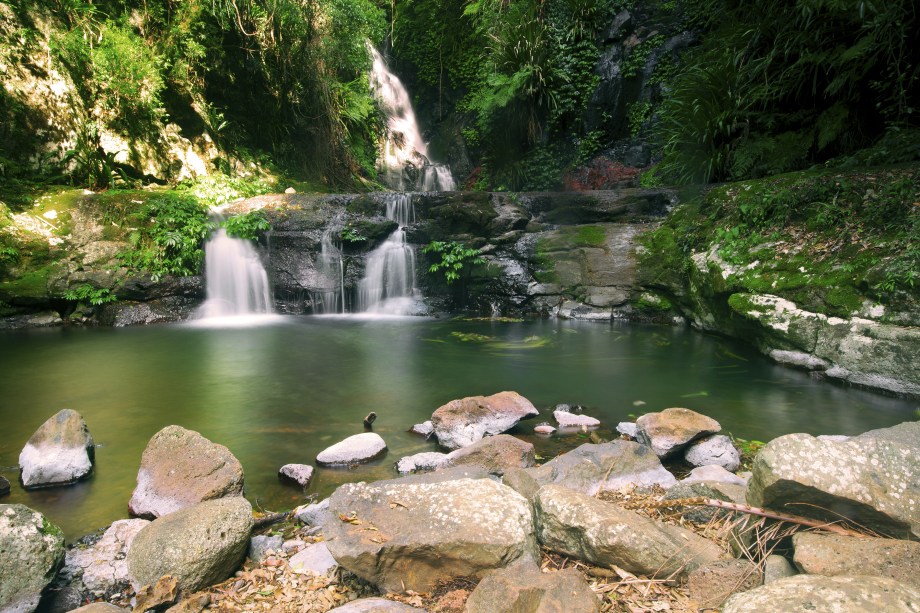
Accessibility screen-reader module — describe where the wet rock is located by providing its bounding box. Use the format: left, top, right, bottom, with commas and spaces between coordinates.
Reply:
132, 575, 179, 612
328, 598, 424, 612
278, 464, 314, 488
553, 410, 600, 428
687, 559, 761, 610
395, 452, 450, 474
247, 535, 282, 565
616, 422, 637, 438
19, 409, 95, 489
464, 560, 600, 613
763, 555, 797, 584
683, 434, 741, 472
127, 497, 253, 593
534, 485, 722, 578
635, 408, 721, 458
747, 421, 920, 539
0, 504, 65, 613
316, 433, 387, 466
0, 475, 9, 497
409, 421, 433, 437
445, 434, 535, 475
62, 518, 149, 596
683, 464, 747, 487
294, 498, 331, 528
792, 533, 920, 588
288, 542, 337, 576
527, 441, 676, 496
324, 478, 536, 592
128, 425, 244, 519
430, 391, 539, 450
722, 575, 920, 612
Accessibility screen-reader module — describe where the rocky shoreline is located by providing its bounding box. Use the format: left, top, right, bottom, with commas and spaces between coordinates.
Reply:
2, 393, 919, 612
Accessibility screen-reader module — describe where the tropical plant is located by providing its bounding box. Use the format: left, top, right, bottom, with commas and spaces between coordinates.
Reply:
422, 240, 486, 284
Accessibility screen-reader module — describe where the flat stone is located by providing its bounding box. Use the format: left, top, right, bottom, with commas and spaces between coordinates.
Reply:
278, 464, 315, 488
793, 532, 920, 588
722, 574, 920, 612
0, 504, 65, 613
687, 559, 761, 610
444, 434, 535, 475
683, 464, 747, 487
395, 452, 450, 474
464, 560, 600, 613
19, 409, 95, 488
248, 535, 283, 564
430, 391, 539, 450
553, 410, 601, 428
328, 598, 425, 612
316, 433, 387, 466
763, 555, 797, 584
527, 441, 676, 496
128, 425, 245, 519
683, 434, 741, 472
62, 518, 149, 596
288, 542, 337, 576
635, 408, 721, 458
534, 485, 722, 578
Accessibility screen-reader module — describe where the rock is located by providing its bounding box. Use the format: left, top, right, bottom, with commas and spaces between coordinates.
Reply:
722, 574, 920, 612
763, 555, 797, 584
127, 497, 253, 593
464, 560, 600, 613
19, 409, 95, 488
747, 422, 920, 539
687, 559, 761, 610
662, 482, 736, 523
128, 426, 245, 519
533, 424, 556, 434
553, 410, 601, 428
284, 187, 296, 194
683, 434, 741, 471
37, 585, 83, 613
534, 485, 722, 578
247, 535, 282, 564
395, 452, 450, 474
278, 464, 314, 488
445, 434, 535, 475
430, 391, 539, 450
282, 539, 305, 554
328, 598, 424, 612
0, 504, 65, 613
62, 518, 149, 596
381, 465, 493, 487
0, 475, 9, 496
635, 408, 721, 458
288, 542, 337, 576
316, 433, 387, 466
164, 593, 210, 613
616, 422, 637, 438
70, 604, 127, 613
324, 478, 536, 592
409, 421, 433, 437
132, 575, 179, 612
294, 498, 331, 528
683, 464, 747, 487
502, 468, 541, 501
792, 533, 920, 588
527, 441, 676, 496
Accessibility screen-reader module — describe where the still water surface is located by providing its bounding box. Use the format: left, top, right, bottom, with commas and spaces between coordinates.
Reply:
1, 316, 916, 539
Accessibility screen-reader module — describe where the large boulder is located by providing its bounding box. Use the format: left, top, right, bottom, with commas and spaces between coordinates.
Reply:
0, 504, 65, 613
722, 574, 920, 612
62, 518, 149, 597
430, 392, 539, 449
527, 441, 676, 496
683, 434, 741, 472
316, 433, 387, 466
534, 485, 722, 578
464, 560, 600, 613
324, 478, 536, 592
127, 497, 253, 593
635, 408, 721, 458
747, 421, 920, 539
792, 533, 920, 589
128, 426, 245, 518
19, 409, 95, 489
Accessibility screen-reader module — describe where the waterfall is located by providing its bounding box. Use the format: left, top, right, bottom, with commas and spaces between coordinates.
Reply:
197, 227, 274, 320
313, 224, 346, 314
357, 194, 420, 315
368, 45, 456, 192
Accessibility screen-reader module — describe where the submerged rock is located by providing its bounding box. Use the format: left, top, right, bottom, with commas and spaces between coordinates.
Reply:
683, 434, 741, 471
278, 464, 315, 488
0, 504, 65, 613
747, 421, 920, 539
635, 408, 721, 458
128, 425, 244, 519
316, 433, 387, 466
465, 560, 600, 613
127, 497, 253, 592
430, 391, 539, 449
19, 409, 95, 489
62, 518, 149, 597
792, 533, 920, 588
324, 477, 537, 592
722, 575, 920, 612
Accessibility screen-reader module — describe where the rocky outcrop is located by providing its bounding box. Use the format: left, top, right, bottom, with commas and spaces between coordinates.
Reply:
683, 434, 740, 471
19, 409, 95, 489
635, 408, 721, 458
127, 497, 253, 593
464, 561, 600, 613
316, 433, 387, 466
61, 518, 149, 597
0, 504, 65, 613
527, 441, 676, 496
534, 485, 722, 578
792, 533, 920, 588
430, 392, 539, 449
324, 478, 536, 592
722, 575, 920, 612
128, 426, 245, 519
747, 421, 920, 539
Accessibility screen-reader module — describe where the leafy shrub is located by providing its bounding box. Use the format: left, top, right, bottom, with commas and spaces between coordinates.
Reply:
222, 211, 270, 241
64, 284, 117, 305
423, 241, 486, 284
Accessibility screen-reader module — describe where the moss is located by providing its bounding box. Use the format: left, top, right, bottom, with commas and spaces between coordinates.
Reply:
41, 516, 64, 540
727, 293, 761, 317
0, 264, 58, 299
636, 292, 673, 311
538, 225, 607, 252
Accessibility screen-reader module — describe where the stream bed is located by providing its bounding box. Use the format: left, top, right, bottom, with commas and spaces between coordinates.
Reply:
1, 316, 916, 540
